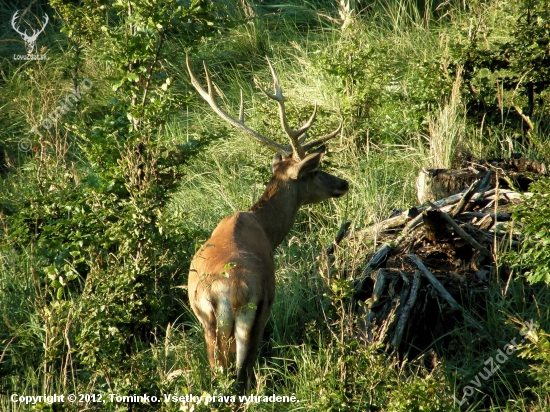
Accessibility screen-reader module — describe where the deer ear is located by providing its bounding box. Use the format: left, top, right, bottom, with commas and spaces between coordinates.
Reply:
271, 153, 283, 173
289, 152, 323, 179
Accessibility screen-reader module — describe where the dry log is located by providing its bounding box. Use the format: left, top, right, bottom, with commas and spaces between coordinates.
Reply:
400, 212, 423, 233
357, 188, 497, 245
365, 268, 389, 342
431, 188, 496, 209
486, 192, 533, 201
391, 271, 421, 348
349, 159, 545, 355
406, 254, 485, 332
355, 211, 425, 295
361, 208, 419, 237
461, 212, 510, 220
475, 214, 494, 231
355, 187, 500, 297
417, 168, 479, 204
476, 169, 494, 196
440, 212, 491, 256
450, 178, 480, 217
450, 170, 492, 217
370, 268, 388, 309
355, 244, 392, 295
419, 157, 546, 204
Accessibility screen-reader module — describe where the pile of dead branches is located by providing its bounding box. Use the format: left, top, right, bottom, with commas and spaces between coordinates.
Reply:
331, 168, 535, 357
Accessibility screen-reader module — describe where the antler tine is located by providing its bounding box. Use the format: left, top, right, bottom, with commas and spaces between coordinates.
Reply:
256, 58, 321, 160
186, 54, 287, 155
301, 120, 343, 152
11, 11, 27, 37
33, 14, 49, 37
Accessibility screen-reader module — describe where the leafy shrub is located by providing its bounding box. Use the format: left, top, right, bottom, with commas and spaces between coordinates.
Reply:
506, 177, 550, 284
1, 0, 229, 402
452, 0, 550, 128
517, 327, 550, 396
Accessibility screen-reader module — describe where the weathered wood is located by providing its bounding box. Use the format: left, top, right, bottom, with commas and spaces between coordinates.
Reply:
486, 192, 533, 201
356, 244, 392, 295
326, 220, 352, 258
430, 188, 496, 210
357, 188, 496, 245
361, 208, 419, 237
450, 173, 487, 217
417, 168, 478, 204
365, 268, 389, 342
391, 271, 421, 348
350, 159, 545, 354
423, 209, 450, 241
441, 212, 491, 255
400, 212, 424, 234
370, 268, 388, 310
406, 254, 485, 332
476, 169, 493, 196
356, 212, 425, 295
418, 158, 546, 204
461, 212, 510, 220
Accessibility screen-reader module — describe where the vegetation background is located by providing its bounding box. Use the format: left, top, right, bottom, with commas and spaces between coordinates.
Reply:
1, 0, 550, 410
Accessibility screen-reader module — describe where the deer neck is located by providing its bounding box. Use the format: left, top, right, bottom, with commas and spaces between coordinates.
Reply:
248, 179, 301, 250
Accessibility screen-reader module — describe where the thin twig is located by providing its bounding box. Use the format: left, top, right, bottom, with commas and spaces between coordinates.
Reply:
0, 335, 17, 364
326, 220, 352, 257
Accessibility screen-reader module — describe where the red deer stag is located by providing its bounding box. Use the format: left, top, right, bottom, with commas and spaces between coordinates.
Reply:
186, 55, 349, 393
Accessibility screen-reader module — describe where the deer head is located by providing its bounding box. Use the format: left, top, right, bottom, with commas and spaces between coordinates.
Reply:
11, 11, 49, 54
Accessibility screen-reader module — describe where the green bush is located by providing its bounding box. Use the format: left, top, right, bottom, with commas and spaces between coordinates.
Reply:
452, 0, 550, 129
1, 0, 227, 401
506, 177, 550, 284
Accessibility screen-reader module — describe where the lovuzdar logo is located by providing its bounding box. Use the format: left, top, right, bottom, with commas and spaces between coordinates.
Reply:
11, 10, 49, 60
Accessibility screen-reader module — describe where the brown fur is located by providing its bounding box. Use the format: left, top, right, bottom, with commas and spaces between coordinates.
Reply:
188, 150, 348, 393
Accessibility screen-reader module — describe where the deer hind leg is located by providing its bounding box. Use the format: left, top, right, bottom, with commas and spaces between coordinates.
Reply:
234, 299, 268, 394
202, 297, 235, 371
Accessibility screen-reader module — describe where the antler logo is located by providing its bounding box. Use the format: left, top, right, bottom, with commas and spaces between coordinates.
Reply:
11, 11, 49, 54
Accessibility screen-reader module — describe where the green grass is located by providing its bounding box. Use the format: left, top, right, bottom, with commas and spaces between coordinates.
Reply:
1, 0, 550, 411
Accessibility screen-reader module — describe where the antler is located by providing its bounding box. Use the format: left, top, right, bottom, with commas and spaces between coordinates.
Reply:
255, 58, 342, 159
30, 14, 49, 40
186, 54, 287, 154
11, 12, 27, 38
186, 54, 342, 160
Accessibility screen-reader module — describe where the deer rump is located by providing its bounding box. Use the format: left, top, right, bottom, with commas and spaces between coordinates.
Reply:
188, 212, 275, 385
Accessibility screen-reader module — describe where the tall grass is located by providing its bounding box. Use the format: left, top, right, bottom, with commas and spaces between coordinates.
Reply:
421, 66, 465, 168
